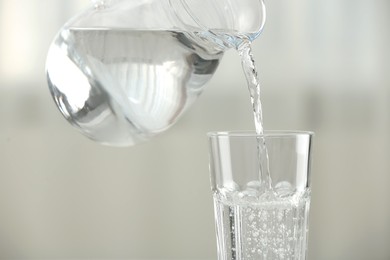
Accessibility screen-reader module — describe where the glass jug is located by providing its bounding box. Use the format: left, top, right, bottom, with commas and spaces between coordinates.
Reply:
46, 0, 266, 146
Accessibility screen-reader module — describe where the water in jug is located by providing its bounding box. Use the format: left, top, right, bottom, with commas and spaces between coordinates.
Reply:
46, 0, 266, 146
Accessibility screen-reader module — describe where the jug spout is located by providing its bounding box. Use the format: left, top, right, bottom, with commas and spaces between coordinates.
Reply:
170, 0, 266, 48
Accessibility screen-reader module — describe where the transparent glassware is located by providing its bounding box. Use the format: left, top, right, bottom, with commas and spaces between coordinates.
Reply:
208, 131, 314, 260
46, 0, 266, 146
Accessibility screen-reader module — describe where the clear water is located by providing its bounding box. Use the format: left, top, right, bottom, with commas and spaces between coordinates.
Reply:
46, 29, 222, 146
236, 40, 272, 193
237, 41, 265, 136
213, 190, 310, 260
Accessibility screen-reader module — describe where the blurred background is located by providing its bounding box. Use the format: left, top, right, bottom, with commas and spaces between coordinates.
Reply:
0, 0, 389, 259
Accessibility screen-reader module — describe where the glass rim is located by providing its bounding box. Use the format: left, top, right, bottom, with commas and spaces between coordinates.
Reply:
207, 130, 314, 138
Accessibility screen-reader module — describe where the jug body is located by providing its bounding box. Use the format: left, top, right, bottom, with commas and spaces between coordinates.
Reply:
46, 0, 266, 146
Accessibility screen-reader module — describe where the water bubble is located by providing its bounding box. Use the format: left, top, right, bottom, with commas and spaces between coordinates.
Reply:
91, 0, 111, 9
277, 209, 285, 222
246, 180, 262, 190
225, 181, 240, 191
238, 189, 259, 201
248, 214, 255, 222
275, 181, 294, 198
259, 210, 268, 221
218, 181, 240, 198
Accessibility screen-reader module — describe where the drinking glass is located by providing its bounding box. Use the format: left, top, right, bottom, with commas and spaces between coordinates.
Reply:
208, 131, 314, 260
